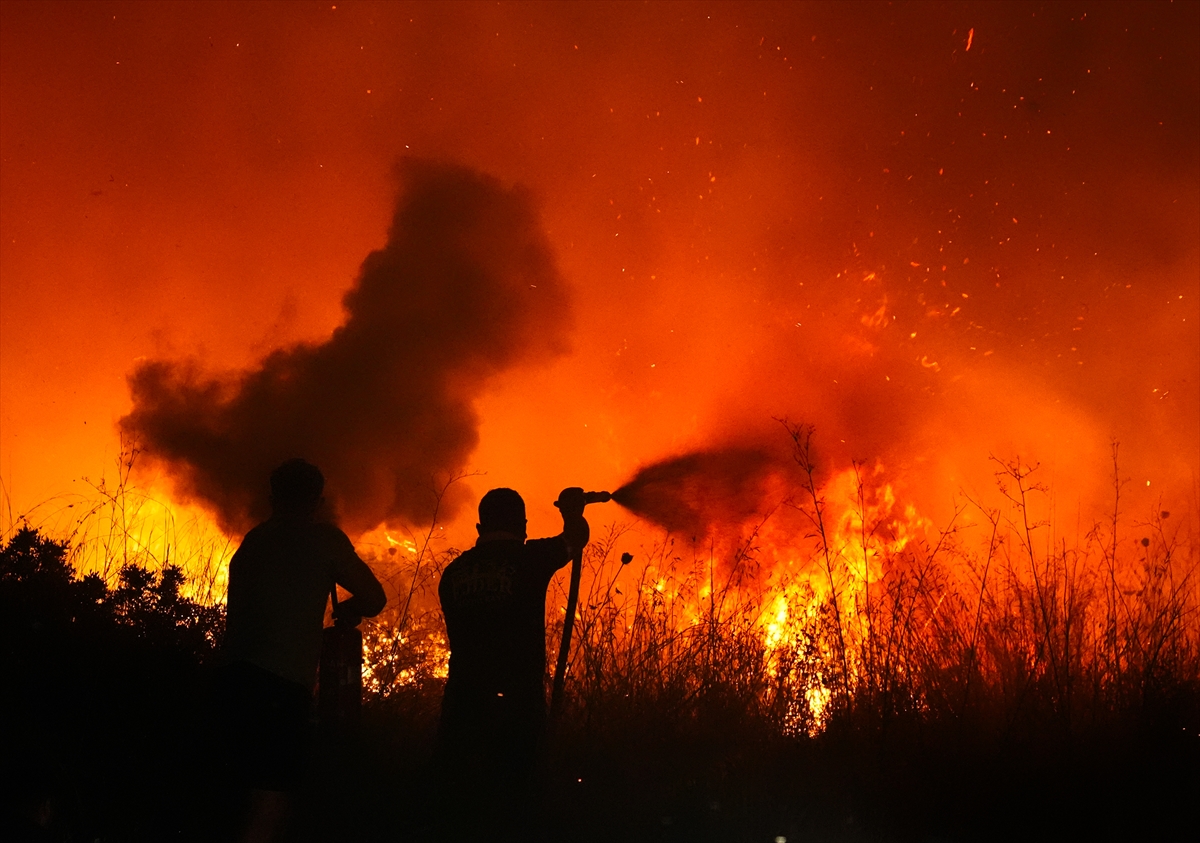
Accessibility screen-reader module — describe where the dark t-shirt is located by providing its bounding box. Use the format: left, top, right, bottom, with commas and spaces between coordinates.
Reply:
438, 536, 571, 708
224, 515, 383, 689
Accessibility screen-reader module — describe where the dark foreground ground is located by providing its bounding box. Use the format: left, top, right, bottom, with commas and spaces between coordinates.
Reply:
302, 692, 1199, 843
6, 669, 1198, 843
2, 527, 1197, 842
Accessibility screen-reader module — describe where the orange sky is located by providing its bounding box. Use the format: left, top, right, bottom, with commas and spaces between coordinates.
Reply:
2, 1, 1197, 548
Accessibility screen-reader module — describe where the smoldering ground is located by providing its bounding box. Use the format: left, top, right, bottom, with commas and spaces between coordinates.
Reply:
120, 160, 571, 534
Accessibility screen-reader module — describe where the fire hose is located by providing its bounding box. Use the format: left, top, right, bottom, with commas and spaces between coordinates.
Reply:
550, 489, 612, 720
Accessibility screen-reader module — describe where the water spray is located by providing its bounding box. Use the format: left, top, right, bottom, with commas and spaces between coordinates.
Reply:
549, 451, 779, 718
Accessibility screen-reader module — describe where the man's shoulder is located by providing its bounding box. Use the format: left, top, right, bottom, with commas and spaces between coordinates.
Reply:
444, 537, 566, 570
445, 543, 479, 565
445, 542, 504, 571
309, 520, 353, 542
232, 521, 271, 556
440, 547, 477, 582
237, 518, 352, 557
439, 546, 496, 603
441, 541, 524, 578
240, 520, 270, 541
267, 517, 350, 541
526, 535, 569, 558
520, 536, 570, 576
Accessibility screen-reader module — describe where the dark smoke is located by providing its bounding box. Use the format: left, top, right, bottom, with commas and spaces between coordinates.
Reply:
612, 447, 788, 536
120, 160, 571, 534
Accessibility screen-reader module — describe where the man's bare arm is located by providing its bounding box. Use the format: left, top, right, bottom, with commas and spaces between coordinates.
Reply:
333, 546, 387, 624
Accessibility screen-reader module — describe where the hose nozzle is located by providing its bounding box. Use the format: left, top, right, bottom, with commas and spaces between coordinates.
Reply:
554, 489, 612, 511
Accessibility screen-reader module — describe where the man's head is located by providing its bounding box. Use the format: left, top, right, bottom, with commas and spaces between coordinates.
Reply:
477, 488, 527, 540
270, 459, 325, 517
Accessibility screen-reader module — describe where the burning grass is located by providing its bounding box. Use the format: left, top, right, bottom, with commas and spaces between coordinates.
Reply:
4, 435, 1197, 840
362, 431, 1200, 740
355, 431, 1199, 840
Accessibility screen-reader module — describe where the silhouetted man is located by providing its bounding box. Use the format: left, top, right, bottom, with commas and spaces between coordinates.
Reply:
215, 459, 387, 843
435, 486, 589, 832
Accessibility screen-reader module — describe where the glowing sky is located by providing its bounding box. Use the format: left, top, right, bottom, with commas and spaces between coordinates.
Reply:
2, 1, 1197, 543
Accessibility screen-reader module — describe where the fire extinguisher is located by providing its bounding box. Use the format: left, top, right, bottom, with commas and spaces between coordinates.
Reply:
318, 585, 363, 733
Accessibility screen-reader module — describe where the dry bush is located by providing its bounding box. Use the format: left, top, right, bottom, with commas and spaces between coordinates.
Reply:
2, 443, 233, 604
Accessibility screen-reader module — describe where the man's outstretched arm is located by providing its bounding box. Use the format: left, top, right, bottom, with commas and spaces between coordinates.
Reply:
332, 542, 387, 625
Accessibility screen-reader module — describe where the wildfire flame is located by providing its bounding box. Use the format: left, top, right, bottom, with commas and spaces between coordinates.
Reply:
1, 3, 1195, 741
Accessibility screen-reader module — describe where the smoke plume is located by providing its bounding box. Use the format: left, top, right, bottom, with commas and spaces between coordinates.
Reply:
120, 160, 571, 534
612, 446, 793, 536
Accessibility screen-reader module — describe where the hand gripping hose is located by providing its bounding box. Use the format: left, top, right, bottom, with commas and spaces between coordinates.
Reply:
550, 491, 611, 721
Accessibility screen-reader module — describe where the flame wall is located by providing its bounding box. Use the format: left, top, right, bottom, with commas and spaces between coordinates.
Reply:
2, 2, 1196, 550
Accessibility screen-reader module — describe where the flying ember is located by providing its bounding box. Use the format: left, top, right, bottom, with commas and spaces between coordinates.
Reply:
1, 2, 1196, 839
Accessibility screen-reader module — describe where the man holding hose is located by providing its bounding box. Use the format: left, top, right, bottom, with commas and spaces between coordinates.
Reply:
435, 486, 590, 829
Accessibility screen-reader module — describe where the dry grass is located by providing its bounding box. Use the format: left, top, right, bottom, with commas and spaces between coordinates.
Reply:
1, 443, 233, 603
352, 431, 1198, 839
8, 436, 1196, 840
